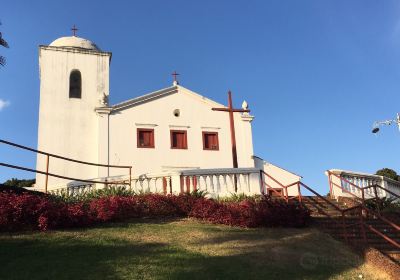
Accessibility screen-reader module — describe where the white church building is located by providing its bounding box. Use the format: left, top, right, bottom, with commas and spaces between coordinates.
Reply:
34, 34, 301, 197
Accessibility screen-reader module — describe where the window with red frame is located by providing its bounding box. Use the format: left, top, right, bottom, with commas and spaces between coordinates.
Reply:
137, 128, 154, 148
170, 130, 187, 149
202, 131, 219, 150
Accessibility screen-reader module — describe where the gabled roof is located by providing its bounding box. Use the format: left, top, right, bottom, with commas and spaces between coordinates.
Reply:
111, 85, 226, 112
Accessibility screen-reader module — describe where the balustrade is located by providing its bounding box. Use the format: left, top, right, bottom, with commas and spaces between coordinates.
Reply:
327, 169, 400, 200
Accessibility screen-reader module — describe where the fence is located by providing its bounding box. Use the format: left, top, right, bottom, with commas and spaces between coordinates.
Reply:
327, 169, 400, 200
0, 139, 132, 193
261, 170, 400, 255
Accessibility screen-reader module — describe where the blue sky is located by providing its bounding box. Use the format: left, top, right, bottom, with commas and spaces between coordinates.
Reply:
1, 0, 400, 193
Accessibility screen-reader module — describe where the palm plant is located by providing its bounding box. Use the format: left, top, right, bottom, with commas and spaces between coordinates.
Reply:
0, 21, 9, 67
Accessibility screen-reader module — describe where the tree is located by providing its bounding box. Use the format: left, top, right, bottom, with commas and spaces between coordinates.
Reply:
0, 21, 9, 66
375, 168, 399, 181
3, 178, 35, 188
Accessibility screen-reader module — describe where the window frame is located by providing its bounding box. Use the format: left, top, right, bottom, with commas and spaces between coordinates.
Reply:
170, 130, 188, 149
69, 69, 82, 99
137, 128, 155, 148
202, 131, 219, 151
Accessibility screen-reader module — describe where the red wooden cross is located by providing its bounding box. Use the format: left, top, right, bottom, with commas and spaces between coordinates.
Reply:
71, 25, 78, 36
172, 71, 180, 84
212, 91, 250, 168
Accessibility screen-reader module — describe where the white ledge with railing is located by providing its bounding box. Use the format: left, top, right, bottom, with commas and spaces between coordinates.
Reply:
47, 168, 267, 197
326, 169, 400, 200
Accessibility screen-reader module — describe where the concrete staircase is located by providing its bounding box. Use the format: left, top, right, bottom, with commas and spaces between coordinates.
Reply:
301, 196, 400, 265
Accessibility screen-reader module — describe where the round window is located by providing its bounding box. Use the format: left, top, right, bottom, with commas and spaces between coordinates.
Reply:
173, 109, 180, 117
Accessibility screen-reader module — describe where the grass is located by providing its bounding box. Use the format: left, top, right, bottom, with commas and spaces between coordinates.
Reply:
0, 218, 389, 280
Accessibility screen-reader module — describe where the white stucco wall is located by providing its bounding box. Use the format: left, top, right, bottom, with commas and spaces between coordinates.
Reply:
35, 46, 111, 190
254, 156, 301, 196
105, 85, 255, 178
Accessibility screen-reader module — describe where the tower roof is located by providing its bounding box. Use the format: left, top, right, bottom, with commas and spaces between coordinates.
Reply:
49, 36, 100, 51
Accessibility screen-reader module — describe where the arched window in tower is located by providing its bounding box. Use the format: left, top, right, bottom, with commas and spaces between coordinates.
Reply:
69, 70, 82, 98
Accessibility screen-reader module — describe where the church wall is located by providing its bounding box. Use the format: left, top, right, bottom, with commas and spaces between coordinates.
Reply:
263, 161, 301, 196
107, 86, 256, 177
35, 47, 110, 190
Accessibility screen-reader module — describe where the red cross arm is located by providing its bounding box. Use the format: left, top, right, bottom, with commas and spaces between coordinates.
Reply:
212, 108, 250, 113
232, 109, 250, 113
212, 108, 229, 112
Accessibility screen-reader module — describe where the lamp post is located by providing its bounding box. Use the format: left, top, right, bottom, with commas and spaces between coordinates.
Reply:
371, 113, 400, 134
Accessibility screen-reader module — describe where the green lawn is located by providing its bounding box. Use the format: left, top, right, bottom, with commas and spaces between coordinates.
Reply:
0, 219, 388, 280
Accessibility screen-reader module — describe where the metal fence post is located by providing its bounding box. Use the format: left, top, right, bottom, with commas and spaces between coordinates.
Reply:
45, 155, 50, 194
372, 185, 381, 216
297, 182, 302, 203
129, 167, 132, 188
341, 211, 348, 244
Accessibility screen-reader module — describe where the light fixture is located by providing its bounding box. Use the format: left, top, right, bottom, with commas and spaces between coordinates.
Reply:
372, 127, 380, 134
371, 113, 400, 134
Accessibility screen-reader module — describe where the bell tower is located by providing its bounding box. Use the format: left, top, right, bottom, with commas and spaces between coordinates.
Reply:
36, 32, 112, 190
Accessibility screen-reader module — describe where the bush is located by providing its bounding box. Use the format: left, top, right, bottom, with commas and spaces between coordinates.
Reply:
189, 196, 310, 228
0, 192, 310, 232
365, 197, 400, 214
0, 193, 63, 231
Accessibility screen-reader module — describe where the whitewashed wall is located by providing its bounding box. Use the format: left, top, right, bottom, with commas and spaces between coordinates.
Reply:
254, 156, 301, 196
104, 85, 255, 178
35, 46, 111, 190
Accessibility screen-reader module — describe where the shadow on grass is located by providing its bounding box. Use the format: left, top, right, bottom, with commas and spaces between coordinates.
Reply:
0, 223, 366, 280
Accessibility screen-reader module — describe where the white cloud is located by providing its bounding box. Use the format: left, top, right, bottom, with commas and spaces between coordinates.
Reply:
0, 99, 10, 111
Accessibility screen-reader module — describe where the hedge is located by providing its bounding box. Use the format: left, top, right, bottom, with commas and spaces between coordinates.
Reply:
0, 192, 310, 231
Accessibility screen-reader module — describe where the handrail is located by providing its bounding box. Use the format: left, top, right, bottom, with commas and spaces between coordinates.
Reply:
328, 173, 400, 221
300, 181, 400, 250
363, 206, 400, 232
328, 171, 400, 199
363, 184, 400, 200
0, 139, 131, 168
285, 181, 299, 189
329, 172, 364, 191
262, 170, 400, 253
0, 139, 133, 193
0, 162, 130, 185
261, 170, 287, 189
330, 181, 364, 201
299, 182, 343, 212
365, 224, 400, 249
262, 181, 285, 198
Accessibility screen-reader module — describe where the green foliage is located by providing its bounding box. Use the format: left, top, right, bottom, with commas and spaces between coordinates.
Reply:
365, 197, 400, 213
218, 193, 263, 203
375, 168, 399, 181
52, 186, 136, 203
189, 189, 208, 198
3, 178, 35, 188
0, 21, 9, 67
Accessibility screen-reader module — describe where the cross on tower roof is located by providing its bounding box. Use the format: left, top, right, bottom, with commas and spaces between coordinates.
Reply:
172, 71, 180, 85
71, 25, 78, 37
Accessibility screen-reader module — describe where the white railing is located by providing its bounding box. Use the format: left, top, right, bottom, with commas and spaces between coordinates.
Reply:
47, 168, 263, 197
49, 184, 96, 196
327, 169, 400, 200
130, 174, 172, 194
180, 168, 261, 196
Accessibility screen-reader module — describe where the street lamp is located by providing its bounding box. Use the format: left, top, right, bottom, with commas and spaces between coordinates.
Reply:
372, 113, 400, 134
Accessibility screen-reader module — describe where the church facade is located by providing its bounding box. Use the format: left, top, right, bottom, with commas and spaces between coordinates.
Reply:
35, 34, 300, 196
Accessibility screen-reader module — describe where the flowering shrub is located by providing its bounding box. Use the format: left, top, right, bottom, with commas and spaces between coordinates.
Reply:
0, 192, 310, 232
189, 196, 310, 228
0, 193, 63, 231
